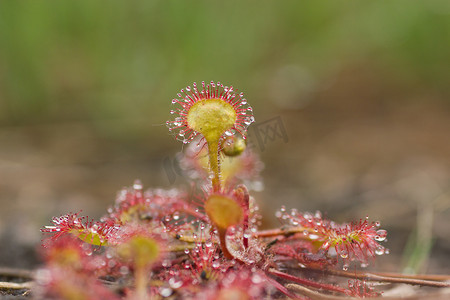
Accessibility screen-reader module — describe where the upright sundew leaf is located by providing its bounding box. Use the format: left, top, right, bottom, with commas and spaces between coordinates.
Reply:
167, 81, 254, 191
167, 81, 254, 144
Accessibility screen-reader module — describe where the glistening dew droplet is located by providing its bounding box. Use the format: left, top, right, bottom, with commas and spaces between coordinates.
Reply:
169, 277, 183, 289
159, 287, 173, 297
375, 246, 385, 255
375, 229, 387, 242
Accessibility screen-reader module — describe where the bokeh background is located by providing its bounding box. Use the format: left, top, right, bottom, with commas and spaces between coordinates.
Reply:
0, 1, 449, 275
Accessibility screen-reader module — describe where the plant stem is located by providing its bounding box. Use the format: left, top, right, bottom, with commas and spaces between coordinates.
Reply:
267, 268, 350, 295
265, 277, 305, 300
255, 227, 315, 238
243, 206, 249, 249
207, 140, 221, 192
134, 266, 150, 300
292, 266, 450, 288
287, 284, 359, 300
242, 188, 250, 249
370, 271, 450, 281
323, 268, 450, 288
288, 283, 450, 300
218, 228, 233, 259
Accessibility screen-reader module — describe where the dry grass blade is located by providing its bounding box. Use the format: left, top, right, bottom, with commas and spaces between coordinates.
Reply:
320, 268, 450, 288
287, 283, 450, 300
0, 281, 33, 290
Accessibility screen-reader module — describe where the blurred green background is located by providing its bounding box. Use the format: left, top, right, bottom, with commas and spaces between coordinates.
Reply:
0, 1, 449, 273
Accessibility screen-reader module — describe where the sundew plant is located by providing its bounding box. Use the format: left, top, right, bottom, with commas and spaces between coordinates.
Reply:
39, 81, 448, 299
